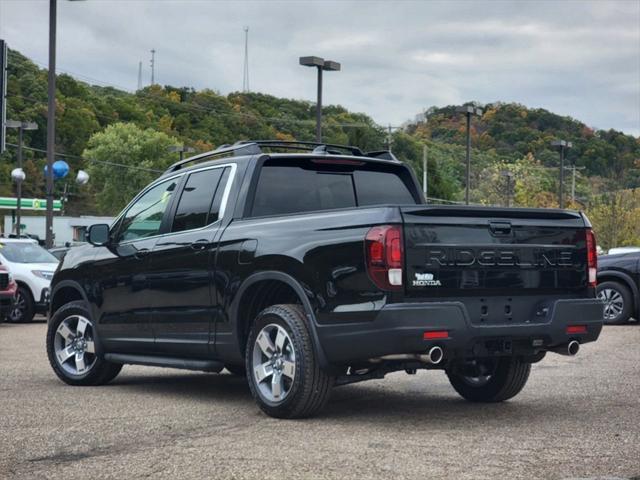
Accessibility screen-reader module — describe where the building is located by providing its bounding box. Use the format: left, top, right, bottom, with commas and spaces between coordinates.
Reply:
2, 215, 114, 247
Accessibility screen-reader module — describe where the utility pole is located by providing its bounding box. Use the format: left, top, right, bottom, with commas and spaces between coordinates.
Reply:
45, 0, 57, 248
456, 105, 483, 205
551, 140, 572, 209
567, 165, 586, 202
150, 49, 156, 85
137, 61, 142, 90
242, 27, 250, 93
423, 144, 428, 202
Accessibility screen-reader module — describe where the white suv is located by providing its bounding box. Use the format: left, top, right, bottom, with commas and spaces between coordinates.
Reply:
0, 238, 59, 322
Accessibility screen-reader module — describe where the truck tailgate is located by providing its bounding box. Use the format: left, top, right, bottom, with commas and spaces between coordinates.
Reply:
402, 206, 589, 296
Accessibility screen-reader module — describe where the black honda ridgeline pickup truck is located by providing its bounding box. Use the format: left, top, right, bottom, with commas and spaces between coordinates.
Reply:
47, 140, 604, 418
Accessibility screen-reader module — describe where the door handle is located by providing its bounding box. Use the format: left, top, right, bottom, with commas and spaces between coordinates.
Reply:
190, 239, 210, 251
134, 248, 150, 259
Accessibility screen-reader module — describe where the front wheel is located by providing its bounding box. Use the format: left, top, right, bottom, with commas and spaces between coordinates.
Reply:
47, 301, 122, 386
246, 304, 334, 419
446, 357, 531, 403
7, 286, 35, 323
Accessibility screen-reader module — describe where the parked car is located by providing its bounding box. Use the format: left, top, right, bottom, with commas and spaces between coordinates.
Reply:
46, 140, 603, 419
0, 265, 18, 321
607, 246, 640, 256
0, 238, 59, 323
597, 251, 640, 324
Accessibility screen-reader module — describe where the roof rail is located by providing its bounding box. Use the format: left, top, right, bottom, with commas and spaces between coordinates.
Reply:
164, 139, 398, 174
165, 142, 261, 173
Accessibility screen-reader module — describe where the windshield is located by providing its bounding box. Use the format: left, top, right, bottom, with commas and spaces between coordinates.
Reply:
0, 242, 59, 264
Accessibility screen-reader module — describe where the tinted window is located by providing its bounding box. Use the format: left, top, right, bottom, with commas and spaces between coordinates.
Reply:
354, 170, 416, 205
117, 178, 179, 242
251, 165, 355, 216
172, 168, 225, 233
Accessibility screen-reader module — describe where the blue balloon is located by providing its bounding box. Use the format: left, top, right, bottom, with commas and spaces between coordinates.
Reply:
44, 160, 70, 180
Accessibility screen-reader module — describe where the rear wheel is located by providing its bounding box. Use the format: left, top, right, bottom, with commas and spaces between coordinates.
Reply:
47, 301, 122, 386
246, 304, 334, 419
7, 286, 35, 323
597, 281, 632, 325
446, 357, 531, 402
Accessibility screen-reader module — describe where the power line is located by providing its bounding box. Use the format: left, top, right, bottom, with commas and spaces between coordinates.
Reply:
4, 142, 164, 173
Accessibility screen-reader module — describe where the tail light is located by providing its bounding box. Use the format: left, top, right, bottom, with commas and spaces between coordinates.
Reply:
586, 228, 597, 288
365, 225, 403, 291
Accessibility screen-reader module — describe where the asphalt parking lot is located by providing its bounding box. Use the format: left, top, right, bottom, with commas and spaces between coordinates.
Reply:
1, 320, 639, 480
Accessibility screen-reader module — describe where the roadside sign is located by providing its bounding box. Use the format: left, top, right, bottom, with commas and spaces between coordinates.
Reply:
0, 197, 62, 211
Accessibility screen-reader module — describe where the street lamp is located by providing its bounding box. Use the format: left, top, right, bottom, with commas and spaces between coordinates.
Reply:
551, 140, 572, 209
299, 56, 341, 142
6, 120, 38, 236
169, 145, 195, 162
456, 105, 483, 205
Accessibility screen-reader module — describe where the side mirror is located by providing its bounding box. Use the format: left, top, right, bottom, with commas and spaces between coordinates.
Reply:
87, 224, 110, 246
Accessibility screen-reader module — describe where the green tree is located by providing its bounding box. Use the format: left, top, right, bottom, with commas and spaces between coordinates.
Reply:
83, 123, 176, 215
586, 189, 640, 250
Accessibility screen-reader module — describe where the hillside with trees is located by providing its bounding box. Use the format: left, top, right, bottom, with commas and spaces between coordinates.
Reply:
1, 49, 639, 248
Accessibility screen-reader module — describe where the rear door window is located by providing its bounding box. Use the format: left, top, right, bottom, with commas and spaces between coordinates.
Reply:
171, 167, 226, 233
251, 165, 356, 216
250, 160, 418, 217
354, 170, 416, 206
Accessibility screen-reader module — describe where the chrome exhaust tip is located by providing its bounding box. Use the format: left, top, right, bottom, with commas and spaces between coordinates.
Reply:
567, 340, 580, 356
427, 346, 444, 365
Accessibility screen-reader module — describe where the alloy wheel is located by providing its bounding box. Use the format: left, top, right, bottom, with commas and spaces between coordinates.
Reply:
598, 288, 624, 321
8, 291, 26, 322
251, 323, 296, 404
53, 315, 97, 376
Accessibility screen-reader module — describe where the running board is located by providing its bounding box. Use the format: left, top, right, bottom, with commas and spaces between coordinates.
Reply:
104, 353, 224, 373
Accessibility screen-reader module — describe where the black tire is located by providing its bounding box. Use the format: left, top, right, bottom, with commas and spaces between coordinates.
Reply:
47, 301, 122, 386
224, 364, 246, 376
7, 286, 35, 323
597, 281, 633, 325
245, 304, 334, 419
447, 357, 531, 403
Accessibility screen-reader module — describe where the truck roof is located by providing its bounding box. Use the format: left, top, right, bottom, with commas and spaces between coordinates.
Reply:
160, 140, 401, 178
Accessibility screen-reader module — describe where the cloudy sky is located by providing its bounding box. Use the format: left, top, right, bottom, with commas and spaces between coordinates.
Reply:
1, 0, 639, 135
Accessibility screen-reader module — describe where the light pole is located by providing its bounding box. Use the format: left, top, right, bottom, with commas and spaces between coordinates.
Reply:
46, 0, 85, 248
6, 120, 38, 236
169, 145, 195, 162
299, 56, 340, 142
456, 105, 483, 205
45, 0, 58, 248
551, 140, 572, 209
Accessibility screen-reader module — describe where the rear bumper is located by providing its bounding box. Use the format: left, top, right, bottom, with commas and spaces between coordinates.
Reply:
316, 298, 604, 364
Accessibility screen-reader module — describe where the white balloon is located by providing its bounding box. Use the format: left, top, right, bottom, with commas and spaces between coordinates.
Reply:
11, 168, 26, 183
76, 170, 90, 185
